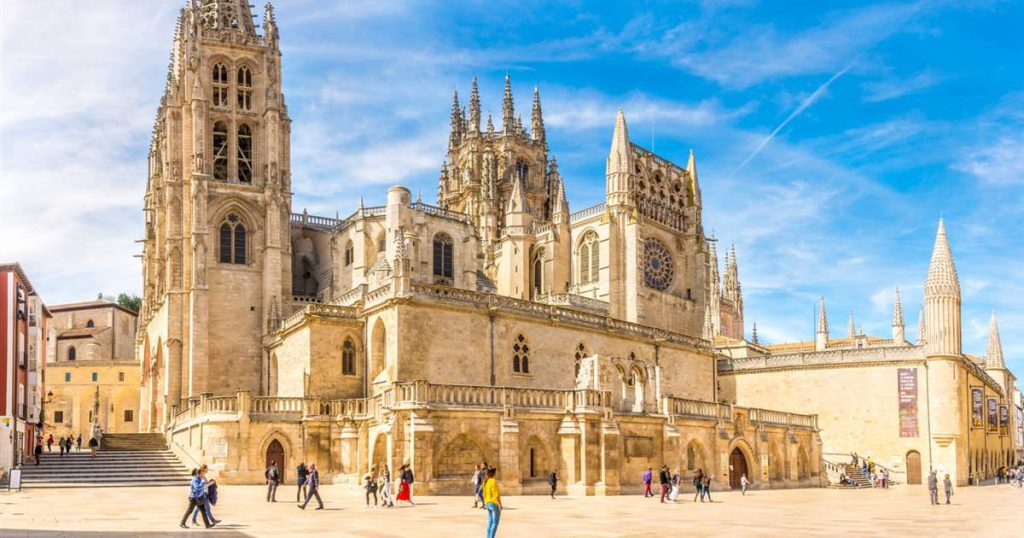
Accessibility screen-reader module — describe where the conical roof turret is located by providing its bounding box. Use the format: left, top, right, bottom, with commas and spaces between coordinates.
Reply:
986, 312, 1004, 369
925, 218, 960, 297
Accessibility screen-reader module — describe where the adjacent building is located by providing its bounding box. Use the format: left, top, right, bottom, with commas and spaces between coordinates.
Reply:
717, 221, 1020, 486
1, 263, 50, 479
45, 300, 140, 439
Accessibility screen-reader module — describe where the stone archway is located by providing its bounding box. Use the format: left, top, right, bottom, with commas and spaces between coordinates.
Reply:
729, 447, 749, 489
370, 432, 389, 474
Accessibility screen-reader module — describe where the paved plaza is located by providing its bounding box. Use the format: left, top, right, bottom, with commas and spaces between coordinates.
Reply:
1, 483, 1022, 537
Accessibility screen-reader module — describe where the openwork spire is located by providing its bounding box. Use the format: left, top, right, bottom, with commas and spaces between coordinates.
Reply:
986, 312, 1005, 368
505, 173, 527, 214
847, 310, 855, 339
502, 73, 515, 133
531, 86, 545, 143
916, 306, 925, 345
449, 89, 462, 147
892, 287, 905, 327
197, 0, 257, 35
469, 77, 481, 132
751, 322, 759, 345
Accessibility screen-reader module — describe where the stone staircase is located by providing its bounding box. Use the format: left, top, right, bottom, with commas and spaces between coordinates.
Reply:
18, 433, 192, 488
828, 463, 875, 489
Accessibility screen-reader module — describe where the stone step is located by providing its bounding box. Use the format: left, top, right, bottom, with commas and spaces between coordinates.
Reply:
21, 481, 188, 488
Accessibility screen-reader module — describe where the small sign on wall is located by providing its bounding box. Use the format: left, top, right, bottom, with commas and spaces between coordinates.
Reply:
215, 443, 228, 458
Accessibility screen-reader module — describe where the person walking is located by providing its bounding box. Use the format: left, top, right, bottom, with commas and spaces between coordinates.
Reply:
483, 467, 502, 538
396, 464, 413, 506
943, 474, 953, 505
693, 469, 704, 502
403, 464, 416, 503
88, 436, 98, 458
365, 468, 379, 508
669, 470, 680, 502
65, 437, 73, 455
883, 468, 890, 489
642, 467, 654, 497
34, 442, 42, 465
701, 475, 713, 502
927, 470, 939, 505
296, 462, 309, 503
265, 460, 280, 502
76, 434, 82, 451
740, 473, 750, 495
548, 470, 558, 499
472, 463, 484, 508
58, 436, 66, 457
299, 463, 323, 510
191, 465, 221, 526
47, 434, 54, 452
180, 468, 214, 529
659, 465, 671, 503
379, 465, 394, 508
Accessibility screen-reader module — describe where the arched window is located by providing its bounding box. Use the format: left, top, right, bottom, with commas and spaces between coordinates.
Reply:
578, 232, 599, 284
574, 343, 587, 380
341, 338, 356, 376
67, 346, 77, 361
532, 254, 543, 298
432, 233, 454, 284
237, 124, 253, 183
219, 213, 247, 265
237, 66, 253, 110
85, 319, 95, 328
512, 333, 530, 374
212, 63, 228, 108
212, 121, 229, 182
344, 241, 354, 266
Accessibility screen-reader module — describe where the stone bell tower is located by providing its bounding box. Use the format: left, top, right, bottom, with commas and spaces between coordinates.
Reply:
138, 1, 292, 429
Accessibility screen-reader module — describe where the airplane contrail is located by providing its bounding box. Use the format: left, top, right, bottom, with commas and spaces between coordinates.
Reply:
731, 60, 856, 177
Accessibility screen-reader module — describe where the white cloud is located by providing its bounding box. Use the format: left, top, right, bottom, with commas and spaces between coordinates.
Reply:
861, 70, 941, 102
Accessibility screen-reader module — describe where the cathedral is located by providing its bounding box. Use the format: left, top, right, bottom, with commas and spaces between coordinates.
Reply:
134, 2, 1017, 492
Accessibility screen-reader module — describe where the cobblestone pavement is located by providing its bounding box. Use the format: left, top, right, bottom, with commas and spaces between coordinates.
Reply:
1, 483, 1021, 537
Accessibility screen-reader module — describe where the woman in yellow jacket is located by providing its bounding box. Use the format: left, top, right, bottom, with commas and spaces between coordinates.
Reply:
483, 467, 502, 538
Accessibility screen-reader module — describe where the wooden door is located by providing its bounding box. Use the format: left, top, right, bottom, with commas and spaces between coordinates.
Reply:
906, 450, 922, 485
266, 439, 285, 481
729, 448, 748, 489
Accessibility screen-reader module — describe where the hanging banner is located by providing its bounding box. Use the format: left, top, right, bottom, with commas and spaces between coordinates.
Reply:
999, 405, 1009, 436
971, 387, 984, 429
987, 398, 998, 432
898, 368, 919, 437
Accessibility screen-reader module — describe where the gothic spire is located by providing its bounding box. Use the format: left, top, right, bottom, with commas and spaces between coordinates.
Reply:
916, 306, 925, 345
816, 296, 829, 351
552, 177, 569, 224
486, 113, 494, 135
847, 310, 855, 339
262, 2, 278, 45
986, 312, 1004, 368
607, 109, 632, 175
505, 172, 527, 214
751, 322, 759, 345
924, 218, 962, 356
449, 89, 462, 148
531, 86, 545, 143
892, 287, 906, 343
502, 73, 515, 133
196, 0, 257, 36
469, 76, 481, 133
686, 149, 701, 206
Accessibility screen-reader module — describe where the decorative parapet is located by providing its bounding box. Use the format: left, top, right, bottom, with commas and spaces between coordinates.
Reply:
410, 201, 472, 224
331, 284, 368, 307
279, 303, 359, 333
661, 396, 818, 431
718, 345, 925, 373
535, 293, 610, 314
570, 203, 606, 223
411, 282, 710, 352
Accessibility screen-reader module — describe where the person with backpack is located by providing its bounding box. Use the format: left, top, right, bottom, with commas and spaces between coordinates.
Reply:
88, 436, 98, 458
58, 436, 66, 457
548, 469, 558, 499
34, 442, 43, 466
76, 434, 82, 451
265, 460, 280, 502
365, 467, 379, 508
296, 462, 309, 503
693, 469, 704, 502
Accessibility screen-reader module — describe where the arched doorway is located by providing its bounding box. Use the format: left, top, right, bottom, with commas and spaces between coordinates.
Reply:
906, 450, 922, 485
266, 439, 286, 482
371, 433, 388, 473
729, 447, 749, 489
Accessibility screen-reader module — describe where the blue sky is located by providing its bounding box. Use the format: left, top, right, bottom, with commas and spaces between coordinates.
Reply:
2, 1, 1022, 373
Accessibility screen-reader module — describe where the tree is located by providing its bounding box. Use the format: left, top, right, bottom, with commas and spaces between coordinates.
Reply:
117, 293, 142, 313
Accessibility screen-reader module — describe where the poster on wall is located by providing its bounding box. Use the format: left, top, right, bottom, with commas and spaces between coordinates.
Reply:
987, 398, 998, 432
898, 368, 919, 437
971, 387, 984, 428
999, 405, 1009, 436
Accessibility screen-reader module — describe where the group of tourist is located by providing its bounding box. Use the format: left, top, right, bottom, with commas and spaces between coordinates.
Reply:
179, 464, 220, 529
32, 432, 99, 464
641, 466, 720, 502
263, 459, 325, 510
362, 463, 416, 508
927, 470, 954, 505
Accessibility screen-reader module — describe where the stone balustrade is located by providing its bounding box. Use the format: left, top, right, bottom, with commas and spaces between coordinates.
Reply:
661, 396, 818, 430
